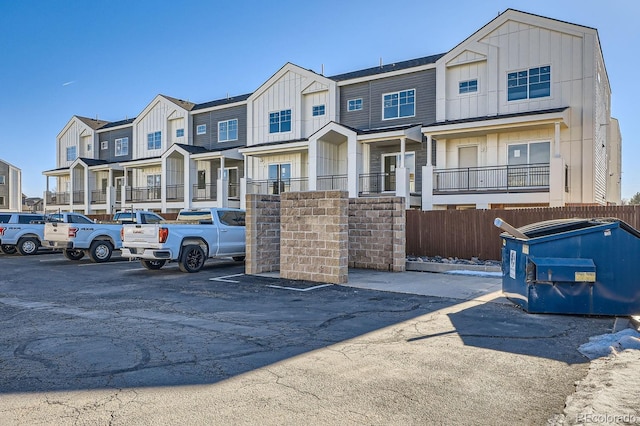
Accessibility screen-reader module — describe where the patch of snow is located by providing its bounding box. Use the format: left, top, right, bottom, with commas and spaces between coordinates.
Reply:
578, 328, 640, 360
444, 270, 502, 278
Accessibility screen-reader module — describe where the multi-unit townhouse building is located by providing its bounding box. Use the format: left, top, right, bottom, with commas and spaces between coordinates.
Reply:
0, 159, 22, 212
43, 9, 622, 214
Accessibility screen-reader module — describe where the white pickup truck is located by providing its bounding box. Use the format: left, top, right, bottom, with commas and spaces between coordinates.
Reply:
44, 210, 165, 263
0, 212, 48, 255
121, 208, 246, 272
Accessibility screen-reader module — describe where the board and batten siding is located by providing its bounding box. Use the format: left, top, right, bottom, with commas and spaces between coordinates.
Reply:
97, 127, 134, 162
339, 69, 437, 130
134, 99, 189, 160
250, 70, 333, 144
57, 120, 94, 167
193, 104, 247, 151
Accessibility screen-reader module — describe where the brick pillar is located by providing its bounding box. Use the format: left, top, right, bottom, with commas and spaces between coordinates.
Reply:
245, 194, 280, 274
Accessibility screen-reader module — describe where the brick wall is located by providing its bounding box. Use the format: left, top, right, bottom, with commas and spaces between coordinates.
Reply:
245, 194, 281, 274
280, 191, 349, 284
348, 197, 406, 272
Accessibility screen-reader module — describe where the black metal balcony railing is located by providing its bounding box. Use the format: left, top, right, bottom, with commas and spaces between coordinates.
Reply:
125, 187, 161, 202
91, 189, 107, 204
434, 163, 550, 194
45, 191, 70, 205
166, 184, 184, 201
72, 190, 84, 204
247, 178, 309, 195
359, 172, 396, 194
317, 174, 348, 191
192, 183, 218, 201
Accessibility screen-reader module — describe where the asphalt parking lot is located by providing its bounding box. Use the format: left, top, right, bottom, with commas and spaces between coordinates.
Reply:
0, 250, 616, 425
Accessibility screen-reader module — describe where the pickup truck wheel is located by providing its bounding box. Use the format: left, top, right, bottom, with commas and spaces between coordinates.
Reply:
179, 245, 205, 273
89, 241, 113, 263
1, 244, 17, 255
141, 259, 166, 270
17, 237, 39, 255
63, 249, 85, 261
232, 256, 245, 262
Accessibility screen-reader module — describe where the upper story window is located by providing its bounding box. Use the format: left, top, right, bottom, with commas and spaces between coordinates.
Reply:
269, 109, 292, 133
508, 66, 551, 101
312, 105, 325, 116
147, 131, 161, 150
383, 89, 415, 120
0, 175, 5, 184
66, 146, 77, 162
176, 128, 184, 138
101, 141, 108, 150
348, 98, 363, 111
196, 124, 207, 135
459, 79, 478, 94
115, 137, 129, 156
218, 119, 238, 142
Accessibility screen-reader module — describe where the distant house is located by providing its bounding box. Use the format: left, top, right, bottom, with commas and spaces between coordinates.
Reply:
0, 159, 22, 212
43, 9, 621, 213
22, 195, 43, 213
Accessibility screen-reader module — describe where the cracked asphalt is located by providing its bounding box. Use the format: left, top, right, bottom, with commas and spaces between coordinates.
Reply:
0, 251, 614, 425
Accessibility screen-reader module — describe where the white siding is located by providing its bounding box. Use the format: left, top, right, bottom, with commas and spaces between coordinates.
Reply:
168, 117, 186, 145
134, 98, 189, 159
132, 166, 162, 187
445, 61, 488, 120
302, 91, 330, 137
250, 153, 305, 180
57, 119, 93, 167
317, 141, 347, 176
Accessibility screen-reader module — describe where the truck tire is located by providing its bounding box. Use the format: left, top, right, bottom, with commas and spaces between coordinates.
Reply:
232, 256, 245, 262
89, 240, 113, 263
179, 245, 205, 273
141, 259, 166, 270
63, 249, 85, 261
17, 237, 39, 255
1, 244, 16, 254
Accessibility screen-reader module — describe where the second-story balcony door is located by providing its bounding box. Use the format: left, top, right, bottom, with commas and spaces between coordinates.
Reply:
268, 163, 290, 195
459, 146, 478, 189
147, 174, 161, 200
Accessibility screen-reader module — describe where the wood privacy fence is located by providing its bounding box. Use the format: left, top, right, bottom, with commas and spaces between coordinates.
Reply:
406, 206, 640, 261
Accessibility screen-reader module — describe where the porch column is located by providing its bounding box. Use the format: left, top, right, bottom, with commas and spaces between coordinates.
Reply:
554, 121, 561, 157
308, 139, 317, 190
396, 137, 409, 208
240, 155, 248, 210
218, 157, 228, 208
84, 166, 90, 214
121, 167, 128, 209
421, 165, 434, 210
399, 137, 406, 167
426, 135, 432, 167
347, 134, 359, 198
107, 169, 114, 214
184, 154, 191, 210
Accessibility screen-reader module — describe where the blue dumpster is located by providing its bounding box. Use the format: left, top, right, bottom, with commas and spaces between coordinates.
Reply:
495, 217, 640, 316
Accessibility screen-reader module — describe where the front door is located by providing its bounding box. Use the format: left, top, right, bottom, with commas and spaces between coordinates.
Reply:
458, 146, 478, 190
383, 155, 397, 192
268, 163, 290, 194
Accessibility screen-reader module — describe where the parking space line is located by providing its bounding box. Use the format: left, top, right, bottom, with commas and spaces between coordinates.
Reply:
209, 273, 245, 283
267, 284, 332, 292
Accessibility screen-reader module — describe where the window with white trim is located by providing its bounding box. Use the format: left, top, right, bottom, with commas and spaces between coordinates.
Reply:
269, 109, 291, 133
176, 128, 184, 137
218, 119, 238, 142
312, 105, 325, 116
66, 146, 77, 162
347, 98, 363, 111
383, 89, 415, 120
147, 131, 161, 150
459, 79, 478, 94
115, 137, 129, 156
101, 141, 108, 150
196, 124, 207, 135
0, 175, 5, 184
508, 66, 551, 101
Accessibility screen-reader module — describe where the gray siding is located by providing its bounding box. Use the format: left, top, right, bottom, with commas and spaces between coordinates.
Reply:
0, 161, 8, 207
97, 127, 134, 162
340, 69, 436, 130
193, 104, 247, 151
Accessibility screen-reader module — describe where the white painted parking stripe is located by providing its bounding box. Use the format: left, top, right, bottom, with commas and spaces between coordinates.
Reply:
267, 284, 332, 292
209, 273, 245, 283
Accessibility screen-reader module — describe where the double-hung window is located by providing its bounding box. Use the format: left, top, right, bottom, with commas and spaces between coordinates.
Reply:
147, 131, 161, 150
347, 98, 363, 111
459, 79, 478, 94
218, 119, 238, 142
196, 124, 207, 135
115, 137, 128, 156
508, 66, 551, 101
269, 109, 292, 133
312, 105, 325, 116
383, 89, 415, 120
66, 146, 77, 162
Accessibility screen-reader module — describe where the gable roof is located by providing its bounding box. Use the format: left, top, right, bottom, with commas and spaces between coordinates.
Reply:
329, 53, 445, 82
101, 118, 135, 129
75, 116, 110, 130
162, 95, 196, 111
193, 93, 252, 111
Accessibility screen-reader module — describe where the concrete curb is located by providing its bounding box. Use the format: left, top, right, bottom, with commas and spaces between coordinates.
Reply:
406, 260, 501, 274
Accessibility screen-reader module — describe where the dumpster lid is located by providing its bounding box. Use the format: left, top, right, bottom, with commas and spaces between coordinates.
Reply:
501, 217, 640, 239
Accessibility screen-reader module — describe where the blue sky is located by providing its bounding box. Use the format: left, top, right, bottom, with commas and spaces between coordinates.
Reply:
1, 0, 638, 199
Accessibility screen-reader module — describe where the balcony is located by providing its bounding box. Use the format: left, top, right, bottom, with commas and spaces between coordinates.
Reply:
359, 172, 396, 194
125, 187, 161, 202
166, 184, 184, 202
91, 189, 107, 204
192, 183, 217, 202
434, 163, 550, 194
72, 190, 84, 204
317, 174, 348, 191
247, 178, 309, 195
45, 191, 70, 205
